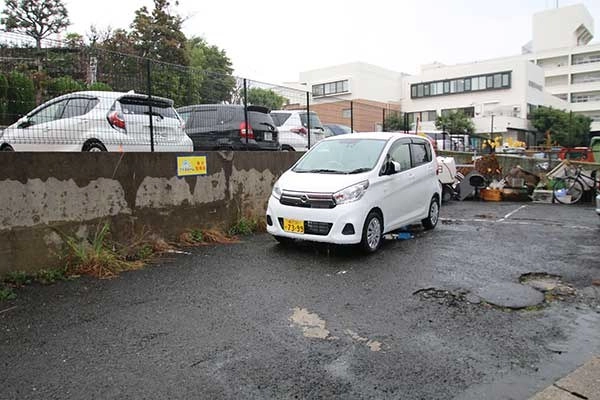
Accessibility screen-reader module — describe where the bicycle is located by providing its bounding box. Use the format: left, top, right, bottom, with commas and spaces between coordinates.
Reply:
552, 164, 599, 205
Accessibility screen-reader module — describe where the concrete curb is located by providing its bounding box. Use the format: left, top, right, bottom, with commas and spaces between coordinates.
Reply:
529, 356, 600, 400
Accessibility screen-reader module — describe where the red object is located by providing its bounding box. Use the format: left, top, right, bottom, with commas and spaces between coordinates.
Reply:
557, 147, 595, 162
290, 127, 308, 135
108, 111, 126, 130
239, 122, 254, 139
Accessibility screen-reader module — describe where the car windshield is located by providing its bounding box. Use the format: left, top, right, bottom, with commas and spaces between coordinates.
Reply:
300, 112, 323, 129
293, 138, 387, 174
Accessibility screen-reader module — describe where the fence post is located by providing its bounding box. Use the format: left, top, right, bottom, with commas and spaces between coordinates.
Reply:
382, 108, 386, 132
146, 59, 155, 152
350, 101, 354, 133
243, 79, 249, 145
306, 91, 311, 149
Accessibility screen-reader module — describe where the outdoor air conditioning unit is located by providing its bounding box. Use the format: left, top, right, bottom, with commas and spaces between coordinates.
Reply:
513, 106, 521, 117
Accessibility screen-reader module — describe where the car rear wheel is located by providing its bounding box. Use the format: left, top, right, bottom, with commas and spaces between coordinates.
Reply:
82, 141, 107, 152
422, 197, 440, 230
360, 211, 383, 253
1, 144, 14, 151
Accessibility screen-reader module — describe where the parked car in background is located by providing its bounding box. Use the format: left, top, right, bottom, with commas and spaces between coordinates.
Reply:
324, 123, 354, 136
177, 104, 279, 151
596, 193, 600, 219
266, 132, 441, 253
270, 110, 325, 151
0, 91, 192, 152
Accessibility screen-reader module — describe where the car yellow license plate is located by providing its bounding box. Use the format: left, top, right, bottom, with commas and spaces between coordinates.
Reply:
283, 219, 304, 234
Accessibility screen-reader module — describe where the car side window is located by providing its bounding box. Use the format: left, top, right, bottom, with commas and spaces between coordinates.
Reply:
410, 141, 431, 167
28, 100, 69, 126
390, 141, 412, 171
62, 98, 95, 119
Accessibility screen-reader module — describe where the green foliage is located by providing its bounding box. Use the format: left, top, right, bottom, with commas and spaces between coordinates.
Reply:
190, 229, 204, 242
435, 111, 475, 135
87, 82, 113, 91
187, 36, 236, 104
4, 270, 32, 287
1, 0, 70, 49
0, 286, 16, 301
384, 111, 409, 131
531, 106, 591, 147
228, 218, 259, 236
136, 244, 154, 261
46, 76, 85, 97
247, 87, 286, 111
35, 267, 69, 284
6, 71, 35, 122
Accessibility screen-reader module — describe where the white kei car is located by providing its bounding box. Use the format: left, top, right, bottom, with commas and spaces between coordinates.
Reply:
266, 132, 442, 253
270, 110, 326, 152
0, 91, 193, 152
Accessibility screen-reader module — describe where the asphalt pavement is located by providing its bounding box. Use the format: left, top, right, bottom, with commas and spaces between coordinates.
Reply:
1, 201, 599, 399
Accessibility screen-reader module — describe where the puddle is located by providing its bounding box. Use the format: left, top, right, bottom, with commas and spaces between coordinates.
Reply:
289, 307, 332, 339
344, 329, 382, 352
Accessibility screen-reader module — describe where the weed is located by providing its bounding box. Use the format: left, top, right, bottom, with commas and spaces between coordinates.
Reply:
136, 244, 154, 261
35, 267, 69, 284
4, 271, 32, 287
190, 229, 204, 242
0, 285, 16, 301
61, 222, 142, 279
228, 217, 259, 236
203, 229, 239, 244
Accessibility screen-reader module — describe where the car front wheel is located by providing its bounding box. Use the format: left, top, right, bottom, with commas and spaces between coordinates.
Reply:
82, 141, 107, 152
360, 211, 383, 253
422, 197, 440, 230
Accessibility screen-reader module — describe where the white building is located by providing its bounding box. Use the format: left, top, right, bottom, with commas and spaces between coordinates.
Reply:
524, 4, 600, 132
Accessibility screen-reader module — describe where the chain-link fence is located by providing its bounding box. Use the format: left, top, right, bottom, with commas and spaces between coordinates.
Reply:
0, 31, 401, 153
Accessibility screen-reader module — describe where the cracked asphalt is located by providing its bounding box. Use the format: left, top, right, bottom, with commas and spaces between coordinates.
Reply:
1, 201, 600, 399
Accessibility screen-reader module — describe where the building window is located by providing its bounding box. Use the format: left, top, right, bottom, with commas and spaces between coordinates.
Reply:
442, 107, 474, 118
410, 71, 512, 99
527, 104, 538, 120
312, 79, 349, 97
572, 52, 600, 65
342, 108, 351, 118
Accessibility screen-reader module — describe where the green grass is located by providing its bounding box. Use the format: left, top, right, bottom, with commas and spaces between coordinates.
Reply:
3, 270, 32, 287
0, 285, 16, 301
228, 218, 259, 236
190, 229, 204, 243
35, 267, 70, 285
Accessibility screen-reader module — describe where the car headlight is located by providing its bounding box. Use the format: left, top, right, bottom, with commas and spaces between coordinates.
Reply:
333, 181, 369, 205
272, 182, 282, 199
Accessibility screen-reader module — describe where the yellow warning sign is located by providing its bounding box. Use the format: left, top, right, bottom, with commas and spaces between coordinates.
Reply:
177, 156, 207, 176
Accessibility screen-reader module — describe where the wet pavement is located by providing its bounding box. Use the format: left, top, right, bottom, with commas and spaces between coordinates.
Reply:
1, 201, 599, 399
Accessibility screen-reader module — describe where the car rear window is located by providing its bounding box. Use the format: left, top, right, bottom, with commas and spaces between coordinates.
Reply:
232, 108, 276, 129
118, 98, 178, 119
300, 112, 323, 129
271, 112, 291, 127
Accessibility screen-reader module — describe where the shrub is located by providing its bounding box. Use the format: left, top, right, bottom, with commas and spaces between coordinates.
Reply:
46, 76, 85, 97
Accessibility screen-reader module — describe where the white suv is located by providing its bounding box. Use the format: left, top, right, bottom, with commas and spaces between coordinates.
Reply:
0, 91, 193, 152
266, 132, 442, 252
270, 110, 325, 151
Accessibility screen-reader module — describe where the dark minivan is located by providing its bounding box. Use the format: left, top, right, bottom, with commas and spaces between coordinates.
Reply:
177, 104, 279, 151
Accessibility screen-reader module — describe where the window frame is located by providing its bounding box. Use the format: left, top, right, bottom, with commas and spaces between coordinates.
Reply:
410, 71, 512, 99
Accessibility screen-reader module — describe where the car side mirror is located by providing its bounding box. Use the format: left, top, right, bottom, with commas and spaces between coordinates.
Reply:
17, 116, 30, 128
385, 161, 401, 175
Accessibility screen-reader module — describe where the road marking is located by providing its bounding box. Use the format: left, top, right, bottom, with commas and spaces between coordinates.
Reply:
289, 307, 331, 339
497, 205, 528, 222
345, 329, 382, 352
440, 217, 596, 231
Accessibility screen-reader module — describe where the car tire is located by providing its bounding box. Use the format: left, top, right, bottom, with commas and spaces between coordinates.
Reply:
359, 211, 383, 253
1, 144, 14, 151
422, 197, 440, 230
441, 185, 453, 203
82, 141, 107, 152
273, 235, 294, 246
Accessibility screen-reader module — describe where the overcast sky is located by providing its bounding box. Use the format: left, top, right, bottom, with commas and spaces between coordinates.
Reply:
55, 0, 600, 83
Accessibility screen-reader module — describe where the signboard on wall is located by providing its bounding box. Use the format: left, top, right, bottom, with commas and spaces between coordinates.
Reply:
177, 156, 207, 177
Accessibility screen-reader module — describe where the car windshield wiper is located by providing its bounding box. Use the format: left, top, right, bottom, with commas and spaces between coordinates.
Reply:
346, 168, 371, 174
144, 111, 164, 119
259, 122, 275, 130
294, 169, 345, 174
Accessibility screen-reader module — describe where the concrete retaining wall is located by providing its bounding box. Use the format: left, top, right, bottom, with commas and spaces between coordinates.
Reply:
0, 152, 301, 275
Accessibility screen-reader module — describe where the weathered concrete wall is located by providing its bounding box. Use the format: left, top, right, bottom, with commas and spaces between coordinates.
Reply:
0, 152, 301, 275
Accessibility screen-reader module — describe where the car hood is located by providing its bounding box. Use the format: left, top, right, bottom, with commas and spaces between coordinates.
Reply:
277, 170, 370, 193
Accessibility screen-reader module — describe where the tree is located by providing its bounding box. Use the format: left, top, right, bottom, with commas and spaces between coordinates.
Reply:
46, 76, 85, 97
131, 0, 188, 65
247, 87, 286, 110
435, 111, 475, 135
187, 37, 236, 104
6, 71, 35, 122
1, 0, 70, 50
383, 111, 409, 131
531, 106, 590, 147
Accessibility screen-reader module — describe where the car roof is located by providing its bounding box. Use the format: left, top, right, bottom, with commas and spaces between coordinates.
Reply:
177, 104, 270, 113
323, 132, 429, 141
270, 110, 315, 114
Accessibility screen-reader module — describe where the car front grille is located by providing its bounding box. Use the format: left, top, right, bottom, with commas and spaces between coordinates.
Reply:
279, 191, 336, 209
277, 218, 333, 236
